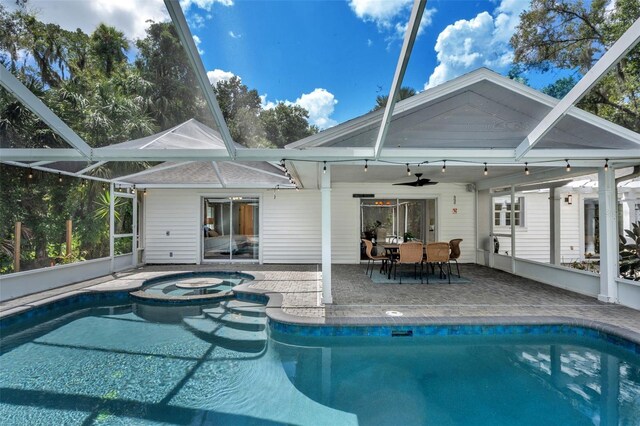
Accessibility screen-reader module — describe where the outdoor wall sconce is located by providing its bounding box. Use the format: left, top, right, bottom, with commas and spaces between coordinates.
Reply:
564, 194, 573, 205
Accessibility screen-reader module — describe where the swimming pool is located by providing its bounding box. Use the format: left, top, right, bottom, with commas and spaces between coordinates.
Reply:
2, 297, 640, 425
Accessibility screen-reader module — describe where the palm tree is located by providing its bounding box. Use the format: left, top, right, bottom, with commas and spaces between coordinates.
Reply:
90, 24, 128, 77
372, 87, 417, 111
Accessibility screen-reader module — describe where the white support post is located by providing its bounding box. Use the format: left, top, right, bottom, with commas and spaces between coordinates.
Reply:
510, 186, 516, 272
598, 168, 618, 303
132, 191, 138, 266
321, 164, 333, 304
109, 183, 115, 273
489, 192, 495, 268
550, 188, 562, 265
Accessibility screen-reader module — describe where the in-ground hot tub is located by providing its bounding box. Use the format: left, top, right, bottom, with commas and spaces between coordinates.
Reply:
129, 271, 254, 303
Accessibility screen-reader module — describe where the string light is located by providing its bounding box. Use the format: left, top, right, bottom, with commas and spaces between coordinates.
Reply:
28, 169, 33, 179
364, 159, 368, 173
143, 188, 147, 195
442, 160, 446, 173
102, 183, 106, 190
323, 161, 327, 174
58, 173, 63, 183
565, 159, 571, 172
525, 162, 530, 175
406, 163, 411, 176
483, 162, 488, 176
604, 158, 609, 171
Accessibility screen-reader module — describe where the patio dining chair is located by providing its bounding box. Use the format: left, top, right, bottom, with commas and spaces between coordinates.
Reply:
391, 242, 423, 284
426, 242, 451, 284
362, 239, 388, 277
449, 239, 463, 278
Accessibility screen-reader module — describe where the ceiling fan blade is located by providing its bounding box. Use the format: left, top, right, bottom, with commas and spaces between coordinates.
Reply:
392, 181, 420, 186
417, 179, 438, 186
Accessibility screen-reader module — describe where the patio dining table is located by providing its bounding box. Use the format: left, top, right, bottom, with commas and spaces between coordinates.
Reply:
377, 242, 450, 280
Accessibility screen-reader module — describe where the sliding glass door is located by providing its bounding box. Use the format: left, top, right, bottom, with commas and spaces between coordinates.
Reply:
360, 198, 436, 259
203, 197, 259, 261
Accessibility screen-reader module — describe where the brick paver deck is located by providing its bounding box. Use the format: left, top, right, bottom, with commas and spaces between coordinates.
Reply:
3, 263, 640, 339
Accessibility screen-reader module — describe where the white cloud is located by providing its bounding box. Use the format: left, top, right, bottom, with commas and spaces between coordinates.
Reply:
348, 0, 436, 40
207, 68, 236, 86
424, 0, 528, 89
8, 0, 168, 40
192, 35, 204, 55
367, 39, 373, 47
180, 0, 233, 12
260, 89, 338, 130
189, 13, 207, 29
228, 30, 241, 39
294, 89, 338, 129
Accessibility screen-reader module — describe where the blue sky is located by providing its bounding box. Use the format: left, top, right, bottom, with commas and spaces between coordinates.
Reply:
7, 0, 573, 130
186, 0, 568, 128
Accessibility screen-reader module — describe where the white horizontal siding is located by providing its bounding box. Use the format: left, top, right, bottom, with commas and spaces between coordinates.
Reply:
262, 190, 321, 263
144, 189, 200, 263
143, 183, 478, 265
560, 193, 582, 263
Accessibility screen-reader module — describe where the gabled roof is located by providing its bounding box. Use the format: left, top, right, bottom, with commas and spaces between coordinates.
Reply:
287, 68, 640, 152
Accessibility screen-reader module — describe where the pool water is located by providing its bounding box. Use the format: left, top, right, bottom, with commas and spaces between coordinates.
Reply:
2, 300, 640, 425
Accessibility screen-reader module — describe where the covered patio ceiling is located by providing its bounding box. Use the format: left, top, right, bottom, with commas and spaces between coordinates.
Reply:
1, 1, 639, 188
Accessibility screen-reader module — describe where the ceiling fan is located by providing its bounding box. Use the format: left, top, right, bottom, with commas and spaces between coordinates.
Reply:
393, 173, 438, 187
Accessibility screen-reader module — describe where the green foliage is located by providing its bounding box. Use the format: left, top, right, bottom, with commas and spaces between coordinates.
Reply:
619, 222, 640, 281
511, 0, 640, 132
260, 103, 318, 148
542, 76, 577, 99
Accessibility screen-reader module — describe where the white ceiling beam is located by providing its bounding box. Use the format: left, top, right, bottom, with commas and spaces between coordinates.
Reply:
163, 0, 237, 160
3, 147, 640, 163
0, 65, 93, 159
477, 167, 598, 190
77, 161, 106, 175
2, 161, 112, 183
228, 162, 290, 180
373, 0, 427, 159
515, 17, 640, 160
211, 161, 226, 188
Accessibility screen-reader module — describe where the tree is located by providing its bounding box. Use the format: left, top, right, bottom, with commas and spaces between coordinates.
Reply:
135, 21, 212, 129
372, 86, 416, 111
212, 76, 267, 147
90, 24, 127, 77
511, 0, 640, 132
542, 76, 577, 99
260, 103, 318, 148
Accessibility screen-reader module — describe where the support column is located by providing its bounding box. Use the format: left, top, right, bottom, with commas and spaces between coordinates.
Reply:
585, 202, 596, 254
510, 186, 516, 272
109, 183, 115, 273
132, 191, 138, 266
321, 165, 333, 304
598, 168, 618, 303
550, 187, 562, 265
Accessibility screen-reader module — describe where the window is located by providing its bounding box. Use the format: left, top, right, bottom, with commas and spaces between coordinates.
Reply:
494, 197, 524, 227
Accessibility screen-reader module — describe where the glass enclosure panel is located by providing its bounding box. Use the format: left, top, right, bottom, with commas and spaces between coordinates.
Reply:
114, 196, 133, 235
114, 236, 133, 256
231, 198, 259, 260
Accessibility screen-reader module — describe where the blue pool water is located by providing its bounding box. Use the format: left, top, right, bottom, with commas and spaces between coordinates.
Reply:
2, 299, 640, 425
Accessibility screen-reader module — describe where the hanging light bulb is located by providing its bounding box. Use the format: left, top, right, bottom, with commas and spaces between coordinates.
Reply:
364, 159, 368, 173
442, 160, 446, 173
406, 163, 411, 176
143, 188, 147, 195
28, 169, 33, 179
565, 159, 571, 172
323, 161, 327, 174
58, 173, 63, 183
102, 183, 106, 190
525, 162, 530, 176
295, 186, 300, 191
604, 158, 609, 171
483, 162, 488, 176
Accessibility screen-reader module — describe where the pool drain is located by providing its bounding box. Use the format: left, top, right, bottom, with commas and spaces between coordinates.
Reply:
385, 310, 403, 317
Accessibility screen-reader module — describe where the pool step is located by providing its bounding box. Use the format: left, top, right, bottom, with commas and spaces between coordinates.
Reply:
220, 300, 267, 317
183, 316, 266, 353
203, 308, 267, 331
